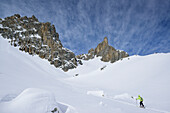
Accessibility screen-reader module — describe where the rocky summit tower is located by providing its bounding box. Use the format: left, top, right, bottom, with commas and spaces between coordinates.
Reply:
76, 37, 129, 63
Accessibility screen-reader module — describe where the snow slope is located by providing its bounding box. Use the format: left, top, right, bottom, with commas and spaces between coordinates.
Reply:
0, 36, 170, 113
66, 53, 170, 112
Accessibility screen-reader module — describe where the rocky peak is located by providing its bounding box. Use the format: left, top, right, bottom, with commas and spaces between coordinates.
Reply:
0, 14, 82, 72
103, 37, 108, 45
0, 14, 128, 72
77, 37, 129, 63
31, 15, 38, 22
94, 37, 114, 57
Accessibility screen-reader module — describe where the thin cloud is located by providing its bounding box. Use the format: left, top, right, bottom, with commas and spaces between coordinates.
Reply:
0, 0, 169, 55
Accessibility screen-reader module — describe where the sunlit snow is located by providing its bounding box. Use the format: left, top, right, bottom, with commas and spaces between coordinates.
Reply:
0, 36, 170, 113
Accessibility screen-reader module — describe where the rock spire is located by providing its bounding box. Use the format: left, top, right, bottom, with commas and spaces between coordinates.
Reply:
77, 37, 129, 63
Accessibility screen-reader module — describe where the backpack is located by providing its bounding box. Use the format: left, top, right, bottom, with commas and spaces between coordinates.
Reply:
141, 97, 143, 101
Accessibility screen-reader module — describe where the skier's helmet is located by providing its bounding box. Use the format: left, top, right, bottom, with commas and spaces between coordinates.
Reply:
138, 95, 140, 97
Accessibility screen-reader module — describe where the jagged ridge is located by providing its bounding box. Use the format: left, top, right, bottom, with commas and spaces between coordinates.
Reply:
0, 14, 128, 72
0, 14, 82, 72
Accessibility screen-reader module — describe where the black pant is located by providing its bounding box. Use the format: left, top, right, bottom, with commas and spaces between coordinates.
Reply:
140, 101, 144, 107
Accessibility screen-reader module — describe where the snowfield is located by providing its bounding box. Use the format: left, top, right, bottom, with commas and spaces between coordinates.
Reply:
0, 36, 170, 113
0, 88, 64, 113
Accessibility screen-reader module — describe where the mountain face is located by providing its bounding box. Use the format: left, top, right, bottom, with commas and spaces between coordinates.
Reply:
0, 14, 128, 71
76, 37, 129, 63
0, 14, 82, 72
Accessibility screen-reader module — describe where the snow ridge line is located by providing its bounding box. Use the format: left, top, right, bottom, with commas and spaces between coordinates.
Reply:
96, 95, 170, 113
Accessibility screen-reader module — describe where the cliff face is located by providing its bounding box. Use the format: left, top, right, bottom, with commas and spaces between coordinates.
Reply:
76, 37, 129, 63
0, 14, 129, 72
0, 14, 82, 72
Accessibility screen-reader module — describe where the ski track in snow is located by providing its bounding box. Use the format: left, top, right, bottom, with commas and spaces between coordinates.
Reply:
93, 95, 170, 113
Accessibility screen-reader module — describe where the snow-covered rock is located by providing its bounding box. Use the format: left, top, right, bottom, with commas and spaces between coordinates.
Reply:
87, 90, 105, 97
0, 14, 80, 72
0, 88, 62, 113
0, 88, 77, 113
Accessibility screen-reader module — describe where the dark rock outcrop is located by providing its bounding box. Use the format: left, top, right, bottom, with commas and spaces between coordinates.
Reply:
0, 14, 81, 71
0, 14, 129, 72
76, 37, 129, 63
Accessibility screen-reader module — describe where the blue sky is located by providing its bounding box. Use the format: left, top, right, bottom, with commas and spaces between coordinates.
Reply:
0, 0, 170, 55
